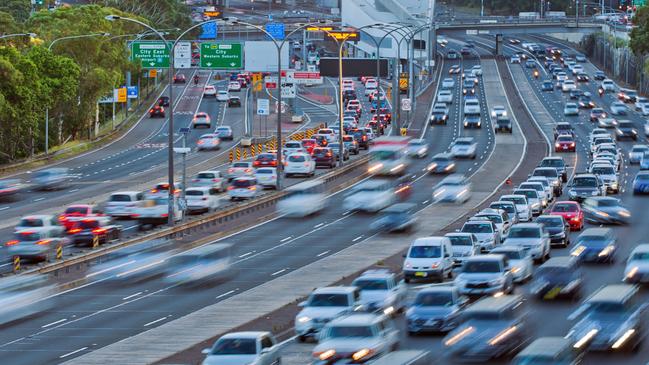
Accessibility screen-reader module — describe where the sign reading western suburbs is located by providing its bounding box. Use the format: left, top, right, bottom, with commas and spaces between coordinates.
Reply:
131, 41, 170, 68
200, 43, 243, 69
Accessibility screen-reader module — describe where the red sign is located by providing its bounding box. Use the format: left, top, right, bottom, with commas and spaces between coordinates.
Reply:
265, 82, 277, 89
293, 72, 321, 79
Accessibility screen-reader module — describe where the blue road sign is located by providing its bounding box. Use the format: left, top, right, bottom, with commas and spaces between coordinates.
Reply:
265, 22, 285, 41
127, 86, 138, 99
200, 22, 218, 39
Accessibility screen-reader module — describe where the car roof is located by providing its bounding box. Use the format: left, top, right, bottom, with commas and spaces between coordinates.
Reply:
20, 214, 53, 220
417, 286, 456, 295
466, 254, 504, 262
579, 227, 613, 236
631, 244, 649, 254
516, 337, 572, 358
465, 294, 523, 314
221, 331, 269, 340
356, 269, 395, 280
432, 152, 453, 159
312, 286, 357, 295
382, 203, 416, 213
511, 223, 542, 229
412, 236, 449, 246
455, 137, 475, 142
540, 256, 576, 269
329, 313, 382, 326
587, 284, 637, 304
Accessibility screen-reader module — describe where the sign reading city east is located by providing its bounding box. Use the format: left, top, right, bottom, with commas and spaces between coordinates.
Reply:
131, 41, 170, 68
200, 43, 243, 69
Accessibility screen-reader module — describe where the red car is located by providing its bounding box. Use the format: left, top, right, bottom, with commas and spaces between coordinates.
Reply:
59, 204, 102, 231
549, 201, 584, 231
301, 139, 317, 154
378, 108, 392, 122
253, 153, 278, 168
554, 134, 576, 152
173, 74, 186, 84
149, 105, 165, 118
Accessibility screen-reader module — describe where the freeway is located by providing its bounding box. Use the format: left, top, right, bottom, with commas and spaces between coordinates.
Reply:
0, 41, 497, 364
279, 36, 649, 365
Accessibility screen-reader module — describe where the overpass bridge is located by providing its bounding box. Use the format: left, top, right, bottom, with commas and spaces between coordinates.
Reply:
435, 17, 604, 36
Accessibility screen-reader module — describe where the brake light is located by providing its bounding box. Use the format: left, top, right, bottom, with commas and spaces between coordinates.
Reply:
151, 189, 158, 193
36, 239, 51, 245
228, 186, 234, 191
570, 142, 575, 147
68, 228, 82, 234
150, 109, 154, 113
228, 168, 234, 173
20, 231, 35, 235
59, 216, 67, 221
253, 161, 260, 166
161, 213, 168, 218
198, 140, 204, 145
5, 240, 19, 246
131, 213, 140, 218
92, 228, 107, 235
245, 168, 252, 173
362, 136, 367, 141
213, 178, 221, 182
248, 186, 257, 191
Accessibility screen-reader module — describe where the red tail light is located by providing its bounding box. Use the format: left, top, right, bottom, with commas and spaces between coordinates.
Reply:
253, 161, 260, 166
198, 140, 204, 145
570, 142, 575, 147
36, 239, 51, 245
5, 240, 19, 246
68, 228, 82, 234
245, 168, 253, 173
248, 186, 257, 191
131, 213, 140, 218
151, 189, 158, 193
59, 216, 67, 221
92, 228, 107, 235
20, 231, 35, 235
161, 213, 168, 218
227, 186, 234, 191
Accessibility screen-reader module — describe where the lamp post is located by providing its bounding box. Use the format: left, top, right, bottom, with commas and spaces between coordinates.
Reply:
45, 33, 110, 156
106, 15, 177, 225
0, 32, 36, 40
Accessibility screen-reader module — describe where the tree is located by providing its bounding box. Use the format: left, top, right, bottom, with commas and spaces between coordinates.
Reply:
630, 6, 649, 55
90, 0, 191, 30
0, 0, 31, 23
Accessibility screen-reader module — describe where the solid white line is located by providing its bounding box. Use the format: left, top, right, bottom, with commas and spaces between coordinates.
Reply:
271, 268, 287, 276
0, 206, 9, 211
352, 236, 363, 242
85, 260, 136, 279
316, 250, 330, 257
42, 318, 67, 328
216, 289, 237, 299
122, 292, 143, 301
280, 236, 292, 242
144, 316, 168, 327
314, 223, 324, 228
238, 251, 254, 258
69, 188, 79, 193
123, 225, 138, 231
59, 347, 88, 359
33, 197, 45, 202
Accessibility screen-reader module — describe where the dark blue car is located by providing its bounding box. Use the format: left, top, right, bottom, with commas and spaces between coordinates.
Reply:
633, 171, 649, 194
570, 228, 616, 263
541, 80, 554, 91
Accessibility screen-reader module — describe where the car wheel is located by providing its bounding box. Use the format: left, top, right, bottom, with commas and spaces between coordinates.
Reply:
404, 277, 410, 283
297, 335, 306, 343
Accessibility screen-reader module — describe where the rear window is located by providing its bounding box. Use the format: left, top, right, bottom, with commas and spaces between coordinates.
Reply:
285, 142, 301, 148
78, 220, 100, 229
232, 163, 249, 168
110, 194, 132, 202
65, 207, 88, 214
197, 173, 216, 179
18, 218, 43, 227
186, 190, 205, 196
289, 155, 306, 162
232, 179, 254, 188
15, 232, 42, 241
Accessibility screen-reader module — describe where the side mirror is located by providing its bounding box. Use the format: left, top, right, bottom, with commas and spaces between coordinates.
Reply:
201, 348, 210, 355
298, 301, 307, 307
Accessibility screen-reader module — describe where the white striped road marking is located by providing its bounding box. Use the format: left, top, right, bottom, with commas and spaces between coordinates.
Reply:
280, 236, 292, 243
42, 318, 67, 328
271, 268, 287, 276
122, 292, 143, 301
317, 250, 330, 257
59, 347, 88, 359
144, 316, 169, 327
216, 289, 238, 299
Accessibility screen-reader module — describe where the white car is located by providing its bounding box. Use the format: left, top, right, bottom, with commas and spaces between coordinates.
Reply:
500, 194, 531, 222
343, 180, 396, 212
519, 181, 550, 206
629, 144, 649, 164
135, 197, 184, 227
105, 191, 144, 218
590, 163, 619, 193
441, 77, 455, 89
601, 79, 616, 92
510, 55, 521, 63
203, 85, 217, 97
227, 161, 254, 181
192, 112, 211, 128
561, 80, 577, 92
571, 64, 584, 75
624, 244, 649, 284
513, 188, 542, 216
352, 269, 407, 315
491, 105, 507, 118
191, 170, 225, 191
277, 180, 327, 217
450, 137, 477, 159
227, 81, 241, 92
15, 215, 65, 237
563, 102, 579, 116
284, 153, 315, 177
255, 168, 278, 189
216, 90, 229, 102
634, 97, 649, 111
201, 332, 281, 365
463, 98, 480, 114
283, 141, 305, 156
316, 128, 336, 142
491, 246, 533, 283
589, 128, 610, 144
432, 174, 471, 203
502, 223, 550, 263
295, 286, 360, 341
446, 232, 480, 263
470, 65, 483, 76
461, 219, 500, 252
645, 121, 649, 137
228, 177, 258, 200
185, 186, 220, 214
437, 89, 453, 104
406, 139, 428, 158
639, 104, 649, 116
196, 134, 221, 151
610, 101, 628, 115
364, 80, 378, 95
526, 177, 554, 202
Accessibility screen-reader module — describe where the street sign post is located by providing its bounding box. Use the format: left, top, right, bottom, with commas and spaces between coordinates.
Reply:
257, 98, 270, 115
127, 86, 138, 99
131, 41, 170, 69
281, 83, 296, 98
200, 43, 243, 69
174, 41, 192, 69
116, 88, 127, 103
401, 98, 412, 111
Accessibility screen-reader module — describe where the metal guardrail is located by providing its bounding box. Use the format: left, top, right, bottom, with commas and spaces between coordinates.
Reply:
436, 16, 606, 26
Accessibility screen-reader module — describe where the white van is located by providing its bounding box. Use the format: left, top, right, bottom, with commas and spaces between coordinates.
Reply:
106, 191, 144, 218
403, 237, 454, 283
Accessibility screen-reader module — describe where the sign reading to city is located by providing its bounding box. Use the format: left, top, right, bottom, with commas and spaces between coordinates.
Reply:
131, 41, 170, 68
199, 43, 243, 69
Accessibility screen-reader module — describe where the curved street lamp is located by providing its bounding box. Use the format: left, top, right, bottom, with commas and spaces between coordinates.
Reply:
0, 32, 37, 40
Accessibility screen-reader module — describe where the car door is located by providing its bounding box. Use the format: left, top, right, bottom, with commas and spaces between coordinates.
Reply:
259, 336, 276, 365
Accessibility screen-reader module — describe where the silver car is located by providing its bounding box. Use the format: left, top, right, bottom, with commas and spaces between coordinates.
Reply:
352, 270, 407, 316
406, 286, 469, 334
295, 286, 361, 341
503, 223, 551, 263
33, 168, 68, 190
454, 255, 514, 296
0, 275, 56, 326
445, 232, 480, 266
201, 332, 281, 365
624, 244, 649, 284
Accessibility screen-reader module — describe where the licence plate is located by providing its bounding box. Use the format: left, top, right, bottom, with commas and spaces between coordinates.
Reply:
543, 286, 562, 300
563, 146, 568, 150
415, 272, 427, 277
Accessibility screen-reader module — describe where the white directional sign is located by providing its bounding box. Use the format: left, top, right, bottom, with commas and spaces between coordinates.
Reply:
281, 83, 296, 99
257, 98, 270, 115
174, 41, 192, 69
401, 98, 412, 111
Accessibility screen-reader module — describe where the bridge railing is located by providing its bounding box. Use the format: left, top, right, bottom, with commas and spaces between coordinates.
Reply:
435, 16, 606, 26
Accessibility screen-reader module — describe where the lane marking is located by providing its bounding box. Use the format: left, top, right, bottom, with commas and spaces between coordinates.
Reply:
280, 236, 292, 243
59, 347, 88, 359
122, 292, 143, 301
271, 268, 287, 276
238, 251, 254, 258
144, 316, 168, 327
352, 236, 363, 242
216, 289, 237, 299
69, 188, 79, 193
33, 197, 45, 202
317, 250, 330, 257
42, 318, 67, 328
0, 206, 9, 211
314, 223, 324, 228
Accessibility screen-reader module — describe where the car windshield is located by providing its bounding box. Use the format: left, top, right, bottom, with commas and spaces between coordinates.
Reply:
232, 163, 249, 168
536, 267, 571, 281
557, 136, 573, 142
197, 173, 216, 179
504, 197, 526, 205
595, 199, 618, 207
456, 140, 473, 146
631, 252, 649, 260
572, 177, 597, 187
210, 338, 256, 355
216, 127, 230, 132
537, 217, 563, 227
637, 174, 649, 181
592, 166, 615, 175
534, 169, 557, 178
352, 279, 388, 290
462, 223, 493, 233
496, 250, 522, 260
415, 292, 454, 307
509, 227, 540, 238
256, 169, 273, 175
492, 204, 515, 213
288, 155, 306, 162
515, 190, 537, 199
186, 190, 205, 196
478, 214, 502, 223
14, 231, 42, 241
409, 245, 441, 258
553, 203, 578, 212
540, 159, 564, 168
232, 179, 254, 188
18, 218, 44, 227
308, 294, 350, 307
464, 261, 501, 273
579, 235, 608, 245
448, 235, 473, 246
328, 326, 373, 338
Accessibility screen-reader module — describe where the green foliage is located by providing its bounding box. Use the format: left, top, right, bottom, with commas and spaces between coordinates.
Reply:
449, 0, 577, 15
630, 6, 649, 54
0, 0, 30, 23
89, 0, 191, 30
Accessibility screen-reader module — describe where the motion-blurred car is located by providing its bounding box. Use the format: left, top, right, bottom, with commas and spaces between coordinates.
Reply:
192, 112, 211, 128
563, 102, 579, 116
185, 186, 220, 214
216, 90, 229, 102
0, 179, 23, 199
105, 191, 144, 218
590, 108, 607, 122
567, 284, 646, 352
581, 197, 630, 225
0, 275, 55, 326
203, 85, 217, 97
67, 217, 120, 247
370, 203, 416, 233
406, 286, 468, 335
58, 204, 103, 231
450, 137, 477, 159
215, 126, 233, 141
629, 144, 649, 164
433, 174, 471, 203
437, 89, 454, 104
201, 331, 280, 365
295, 286, 361, 342
589, 163, 618, 193
454, 255, 514, 296
134, 197, 183, 228
227, 177, 258, 200
610, 101, 628, 115
254, 167, 277, 190
570, 227, 617, 263
33, 168, 68, 190
633, 171, 649, 194
441, 77, 455, 89
463, 114, 482, 129
163, 244, 233, 287
343, 179, 395, 213
226, 161, 254, 181
493, 245, 534, 283
597, 117, 618, 128
624, 244, 649, 284
443, 294, 528, 360
513, 337, 583, 365
6, 230, 67, 262
196, 134, 221, 151
531, 256, 583, 300
227, 81, 241, 92
615, 120, 638, 141
553, 122, 575, 139
406, 139, 428, 158
284, 153, 315, 178
352, 269, 406, 316
426, 153, 456, 174
549, 200, 584, 231
15, 215, 65, 238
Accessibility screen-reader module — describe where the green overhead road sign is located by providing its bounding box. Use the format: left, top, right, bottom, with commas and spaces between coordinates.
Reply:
200, 43, 242, 69
131, 41, 170, 69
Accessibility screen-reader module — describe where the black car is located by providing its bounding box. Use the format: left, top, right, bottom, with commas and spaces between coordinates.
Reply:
463, 115, 481, 129
350, 129, 369, 150
553, 122, 575, 139
536, 215, 570, 247
541, 80, 554, 91
342, 90, 357, 103
593, 70, 606, 80
615, 120, 638, 141
569, 89, 584, 100
589, 108, 607, 122
157, 96, 170, 107
149, 105, 165, 118
68, 218, 121, 247
576, 72, 589, 82
578, 95, 595, 109
494, 117, 512, 133
311, 147, 335, 168
530, 257, 582, 300
227, 96, 241, 107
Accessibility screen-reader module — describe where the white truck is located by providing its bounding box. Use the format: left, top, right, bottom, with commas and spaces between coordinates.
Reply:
367, 136, 411, 176
134, 197, 183, 230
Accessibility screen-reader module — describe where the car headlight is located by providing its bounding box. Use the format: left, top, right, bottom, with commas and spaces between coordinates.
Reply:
316, 349, 336, 361
591, 191, 599, 196
489, 278, 504, 286
352, 348, 374, 361
598, 245, 615, 257
571, 245, 586, 257
298, 316, 311, 323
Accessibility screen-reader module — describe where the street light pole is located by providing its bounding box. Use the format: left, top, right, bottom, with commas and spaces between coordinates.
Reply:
45, 33, 109, 156
0, 32, 36, 40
